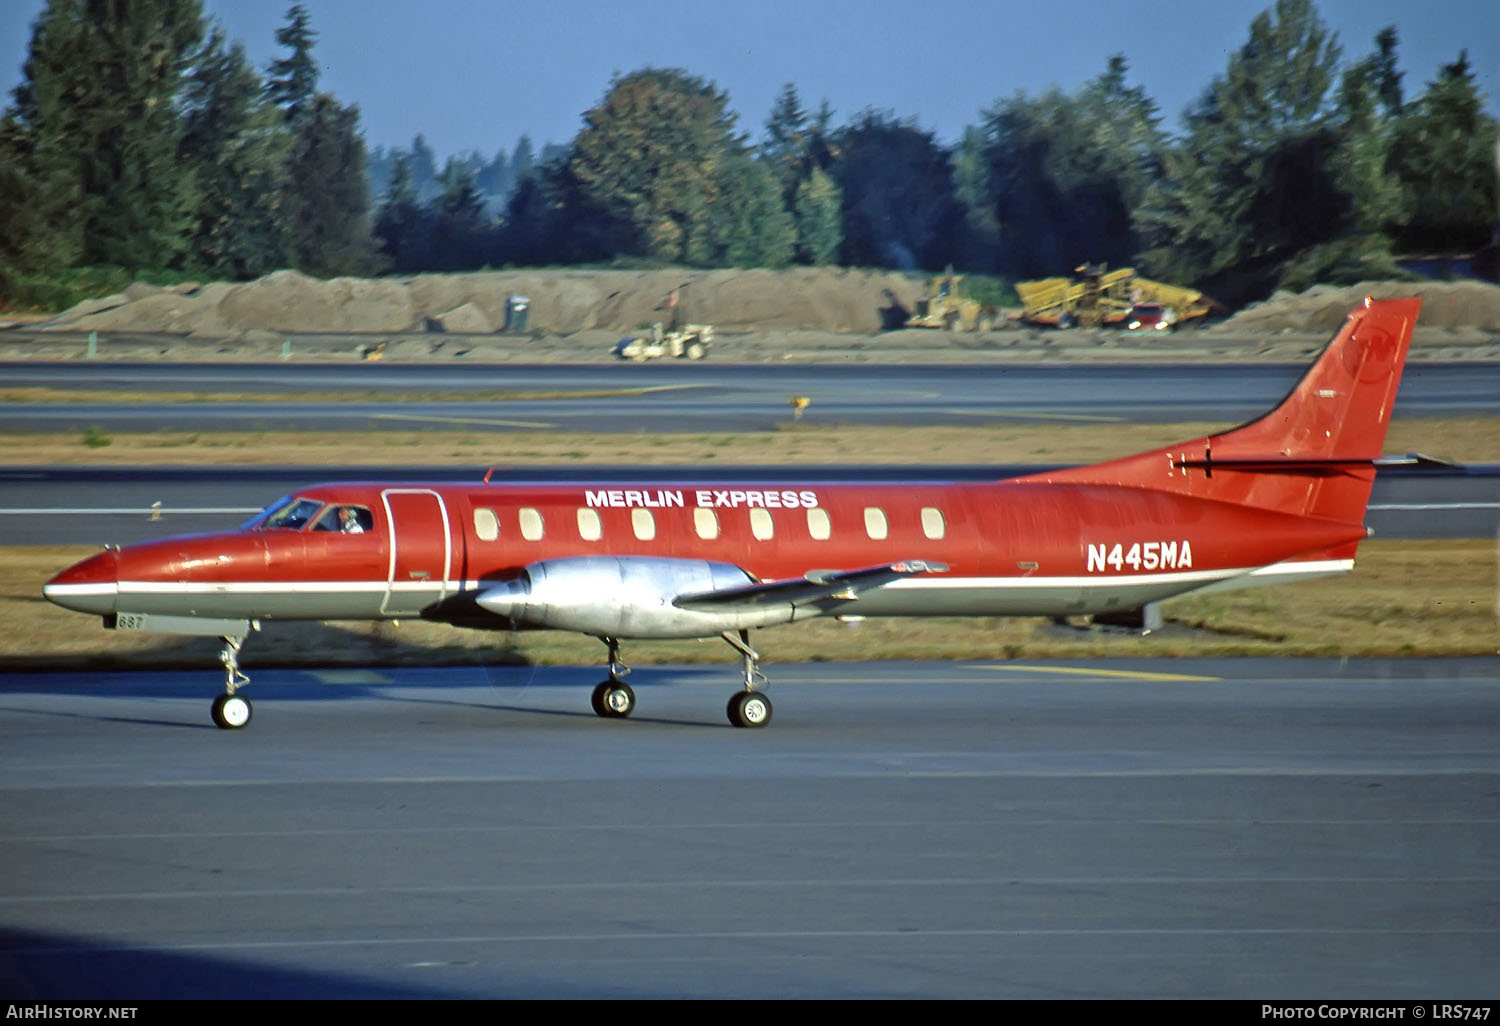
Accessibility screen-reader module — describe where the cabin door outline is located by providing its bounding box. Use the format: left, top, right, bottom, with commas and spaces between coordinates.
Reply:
381, 488, 452, 616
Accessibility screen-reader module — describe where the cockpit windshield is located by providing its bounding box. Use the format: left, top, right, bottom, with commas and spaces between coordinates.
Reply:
242, 496, 326, 531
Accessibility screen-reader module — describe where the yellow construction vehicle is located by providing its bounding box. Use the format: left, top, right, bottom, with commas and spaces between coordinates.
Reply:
1015, 264, 1218, 328
612, 321, 712, 361
904, 274, 998, 332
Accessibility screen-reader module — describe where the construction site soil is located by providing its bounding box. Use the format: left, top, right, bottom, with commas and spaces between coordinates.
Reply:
3, 268, 1499, 363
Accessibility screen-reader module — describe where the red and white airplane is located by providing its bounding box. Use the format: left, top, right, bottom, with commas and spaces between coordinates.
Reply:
45, 297, 1421, 730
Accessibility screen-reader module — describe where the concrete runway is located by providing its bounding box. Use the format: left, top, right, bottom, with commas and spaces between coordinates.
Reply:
1, 657, 1496, 999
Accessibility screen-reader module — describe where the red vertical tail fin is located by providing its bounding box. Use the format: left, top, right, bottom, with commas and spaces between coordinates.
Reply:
1013, 297, 1421, 524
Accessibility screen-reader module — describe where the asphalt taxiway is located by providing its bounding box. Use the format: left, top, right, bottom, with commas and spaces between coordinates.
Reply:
2, 359, 1495, 432
1, 657, 1496, 999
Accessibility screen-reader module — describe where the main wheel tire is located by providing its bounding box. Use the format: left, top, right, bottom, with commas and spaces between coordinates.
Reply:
727, 691, 772, 729
685, 341, 706, 360
593, 680, 635, 719
211, 693, 252, 730
590, 681, 611, 717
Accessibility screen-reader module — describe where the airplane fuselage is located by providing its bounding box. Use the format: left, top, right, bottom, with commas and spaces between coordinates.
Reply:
47, 477, 1365, 632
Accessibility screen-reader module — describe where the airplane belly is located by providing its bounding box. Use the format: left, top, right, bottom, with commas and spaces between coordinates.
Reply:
842, 571, 1241, 618
111, 580, 391, 621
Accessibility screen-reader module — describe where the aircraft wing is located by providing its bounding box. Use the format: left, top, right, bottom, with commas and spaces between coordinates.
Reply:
673, 560, 947, 611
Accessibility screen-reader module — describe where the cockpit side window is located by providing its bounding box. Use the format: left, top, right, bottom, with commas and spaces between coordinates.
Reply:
248, 497, 326, 531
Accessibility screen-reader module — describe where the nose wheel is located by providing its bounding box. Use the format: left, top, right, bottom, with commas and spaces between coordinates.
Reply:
211, 692, 253, 729
211, 634, 253, 730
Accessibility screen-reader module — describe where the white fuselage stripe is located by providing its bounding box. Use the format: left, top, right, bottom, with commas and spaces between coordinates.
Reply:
46, 559, 1353, 601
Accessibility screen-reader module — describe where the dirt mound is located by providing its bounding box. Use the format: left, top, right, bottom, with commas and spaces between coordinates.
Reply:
40, 267, 924, 337
36, 269, 1500, 341
1214, 280, 1500, 334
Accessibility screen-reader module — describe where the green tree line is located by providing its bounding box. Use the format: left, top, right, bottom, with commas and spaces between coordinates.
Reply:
2, 0, 1496, 310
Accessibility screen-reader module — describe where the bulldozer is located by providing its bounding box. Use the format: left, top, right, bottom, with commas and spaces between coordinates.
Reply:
1015, 264, 1218, 329
904, 274, 999, 332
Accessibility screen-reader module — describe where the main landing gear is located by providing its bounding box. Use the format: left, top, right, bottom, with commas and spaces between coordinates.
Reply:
590, 637, 637, 719
210, 634, 253, 730
723, 630, 772, 728
589, 631, 772, 728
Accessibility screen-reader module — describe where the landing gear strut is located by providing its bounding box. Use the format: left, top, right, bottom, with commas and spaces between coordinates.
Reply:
210, 634, 253, 729
723, 630, 772, 728
590, 636, 636, 719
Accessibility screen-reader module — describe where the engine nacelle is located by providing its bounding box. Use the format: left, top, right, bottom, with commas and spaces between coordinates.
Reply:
475, 556, 793, 638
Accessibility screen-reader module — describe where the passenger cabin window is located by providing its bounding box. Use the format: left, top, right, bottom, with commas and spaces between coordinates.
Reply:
807, 507, 831, 540
577, 508, 601, 541
750, 508, 774, 540
474, 508, 499, 542
864, 507, 888, 540
694, 507, 719, 540
921, 507, 946, 540
519, 508, 544, 541
632, 508, 656, 540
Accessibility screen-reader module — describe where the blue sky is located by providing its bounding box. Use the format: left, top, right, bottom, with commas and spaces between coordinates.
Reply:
2, 0, 1496, 160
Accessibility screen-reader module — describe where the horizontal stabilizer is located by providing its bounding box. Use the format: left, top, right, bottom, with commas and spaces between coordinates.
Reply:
1172, 454, 1378, 475
1373, 453, 1464, 469
674, 560, 947, 611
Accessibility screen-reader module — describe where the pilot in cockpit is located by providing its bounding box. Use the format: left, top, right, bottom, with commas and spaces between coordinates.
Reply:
310, 505, 369, 533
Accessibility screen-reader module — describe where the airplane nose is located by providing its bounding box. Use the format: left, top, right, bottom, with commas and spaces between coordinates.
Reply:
43, 548, 119, 615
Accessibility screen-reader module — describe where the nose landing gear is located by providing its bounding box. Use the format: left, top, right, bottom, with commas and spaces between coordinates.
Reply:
210, 635, 253, 729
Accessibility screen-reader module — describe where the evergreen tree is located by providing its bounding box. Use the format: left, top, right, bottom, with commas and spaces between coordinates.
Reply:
1272, 25, 1410, 290
10, 0, 206, 271
569, 68, 747, 263
704, 155, 795, 268
968, 56, 1165, 278
793, 167, 842, 266
265, 3, 318, 127
762, 83, 809, 203
950, 126, 1002, 271
423, 157, 491, 269
833, 110, 958, 269
0, 113, 82, 289
180, 28, 286, 277
281, 94, 374, 276
510, 135, 535, 183
408, 134, 440, 200
374, 153, 426, 271
1390, 52, 1499, 254
1370, 26, 1404, 117
473, 148, 512, 213
499, 156, 577, 265
1135, 0, 1348, 300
